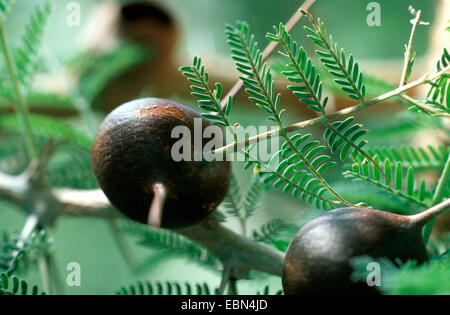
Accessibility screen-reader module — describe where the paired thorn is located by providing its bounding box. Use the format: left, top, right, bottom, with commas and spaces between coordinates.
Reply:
147, 183, 167, 228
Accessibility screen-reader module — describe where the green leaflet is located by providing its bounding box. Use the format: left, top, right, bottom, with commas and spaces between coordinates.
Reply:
225, 22, 283, 123
225, 21, 348, 210
354, 145, 449, 171
220, 171, 266, 235
252, 218, 288, 243
268, 23, 328, 114
13, 3, 52, 94
220, 171, 243, 218
344, 156, 430, 208
117, 280, 216, 295
426, 48, 450, 114
121, 221, 218, 269
116, 281, 282, 295
0, 272, 42, 295
270, 24, 380, 181
0, 229, 52, 276
351, 255, 450, 295
243, 173, 265, 218
324, 117, 368, 161
304, 17, 366, 102
179, 57, 232, 128
263, 134, 339, 210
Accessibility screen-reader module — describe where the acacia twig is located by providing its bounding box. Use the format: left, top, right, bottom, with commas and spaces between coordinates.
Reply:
220, 0, 317, 110
399, 94, 448, 117
399, 6, 424, 87
213, 65, 450, 156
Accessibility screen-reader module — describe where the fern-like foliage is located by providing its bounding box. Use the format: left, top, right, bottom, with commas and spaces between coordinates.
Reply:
116, 281, 282, 295
344, 156, 429, 208
226, 21, 350, 209
323, 117, 369, 161
221, 172, 266, 224
252, 219, 288, 243
225, 22, 284, 123
272, 58, 395, 100
117, 280, 216, 295
47, 143, 97, 189
0, 229, 52, 276
13, 3, 52, 94
220, 171, 242, 218
267, 24, 328, 114
269, 24, 376, 167
304, 15, 366, 101
180, 57, 233, 127
121, 221, 218, 269
354, 145, 449, 171
0, 113, 93, 150
0, 272, 42, 295
242, 173, 265, 218
262, 134, 340, 210
426, 48, 449, 114
351, 255, 450, 294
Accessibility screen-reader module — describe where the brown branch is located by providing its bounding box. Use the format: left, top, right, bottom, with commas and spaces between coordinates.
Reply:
220, 0, 317, 110
176, 219, 284, 277
52, 188, 119, 218
0, 170, 284, 277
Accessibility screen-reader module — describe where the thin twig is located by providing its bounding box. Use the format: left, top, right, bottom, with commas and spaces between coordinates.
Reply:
302, 10, 365, 102
409, 198, 450, 226
399, 94, 449, 117
395, 7, 443, 117
220, 0, 317, 110
399, 6, 423, 87
213, 65, 450, 156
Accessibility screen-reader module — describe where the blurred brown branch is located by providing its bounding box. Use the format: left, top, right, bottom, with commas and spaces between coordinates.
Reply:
0, 167, 284, 277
